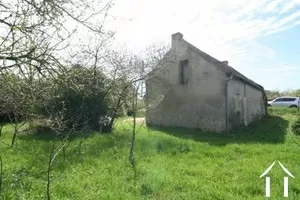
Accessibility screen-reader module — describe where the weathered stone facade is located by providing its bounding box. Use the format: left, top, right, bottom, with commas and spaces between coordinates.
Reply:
145, 32, 266, 132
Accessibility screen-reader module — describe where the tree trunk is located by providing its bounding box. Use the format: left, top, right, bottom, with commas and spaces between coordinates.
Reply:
0, 155, 3, 196
129, 114, 136, 167
129, 88, 138, 168
47, 146, 55, 200
0, 124, 3, 138
11, 129, 17, 147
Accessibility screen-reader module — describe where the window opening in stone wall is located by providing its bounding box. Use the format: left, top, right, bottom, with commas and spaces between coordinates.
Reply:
235, 92, 241, 113
179, 60, 188, 84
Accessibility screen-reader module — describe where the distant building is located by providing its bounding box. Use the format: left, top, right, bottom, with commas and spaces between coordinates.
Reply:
145, 32, 266, 132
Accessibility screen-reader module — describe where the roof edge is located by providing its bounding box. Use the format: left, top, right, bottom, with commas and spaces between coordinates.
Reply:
182, 38, 264, 92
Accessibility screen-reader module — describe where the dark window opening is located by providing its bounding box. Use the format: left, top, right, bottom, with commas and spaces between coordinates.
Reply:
179, 60, 188, 84
275, 98, 283, 102
283, 98, 296, 101
234, 92, 241, 113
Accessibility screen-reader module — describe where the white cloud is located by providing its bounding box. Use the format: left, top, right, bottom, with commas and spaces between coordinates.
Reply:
280, 0, 300, 13
109, 0, 300, 90
265, 0, 284, 12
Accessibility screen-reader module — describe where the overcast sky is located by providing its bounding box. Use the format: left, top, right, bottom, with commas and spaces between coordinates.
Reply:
108, 0, 300, 91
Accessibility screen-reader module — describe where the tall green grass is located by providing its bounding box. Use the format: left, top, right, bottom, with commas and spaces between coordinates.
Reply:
0, 108, 300, 199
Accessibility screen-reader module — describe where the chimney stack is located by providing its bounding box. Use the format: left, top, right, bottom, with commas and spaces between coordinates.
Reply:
172, 32, 183, 49
222, 61, 229, 65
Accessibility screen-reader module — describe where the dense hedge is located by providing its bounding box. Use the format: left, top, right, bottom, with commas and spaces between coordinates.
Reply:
39, 67, 111, 131
0, 114, 9, 123
0, 66, 138, 131
262, 89, 268, 115
292, 118, 300, 136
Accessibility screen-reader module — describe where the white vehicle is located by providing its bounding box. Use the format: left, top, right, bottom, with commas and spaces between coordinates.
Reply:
268, 97, 300, 108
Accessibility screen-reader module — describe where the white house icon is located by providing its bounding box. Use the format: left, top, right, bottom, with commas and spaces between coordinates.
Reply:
259, 161, 295, 197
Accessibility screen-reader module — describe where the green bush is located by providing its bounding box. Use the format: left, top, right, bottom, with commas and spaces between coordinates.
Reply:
0, 114, 10, 123
0, 66, 135, 132
0, 73, 28, 123
39, 66, 111, 131
292, 118, 300, 135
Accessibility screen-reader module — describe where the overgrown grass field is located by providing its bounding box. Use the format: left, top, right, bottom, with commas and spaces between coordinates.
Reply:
1, 108, 300, 199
